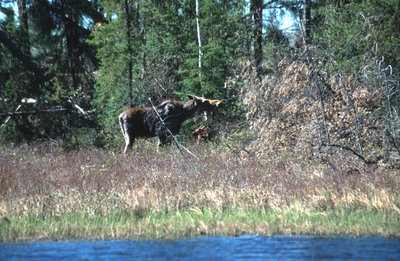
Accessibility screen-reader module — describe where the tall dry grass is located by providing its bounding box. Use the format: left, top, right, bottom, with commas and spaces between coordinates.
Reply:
0, 141, 399, 241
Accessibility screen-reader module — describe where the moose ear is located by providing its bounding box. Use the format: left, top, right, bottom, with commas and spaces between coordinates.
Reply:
187, 94, 197, 100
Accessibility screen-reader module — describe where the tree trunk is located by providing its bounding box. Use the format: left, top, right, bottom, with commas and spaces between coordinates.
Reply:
302, 0, 311, 44
125, 0, 133, 108
65, 16, 79, 90
17, 0, 30, 54
251, 0, 263, 78
140, 3, 146, 82
196, 0, 203, 88
17, 0, 42, 96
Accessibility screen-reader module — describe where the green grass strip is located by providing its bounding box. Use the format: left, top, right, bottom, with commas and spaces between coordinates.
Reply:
1, 206, 399, 242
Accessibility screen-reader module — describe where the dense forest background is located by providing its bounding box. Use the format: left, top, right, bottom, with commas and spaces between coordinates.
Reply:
1, 0, 399, 165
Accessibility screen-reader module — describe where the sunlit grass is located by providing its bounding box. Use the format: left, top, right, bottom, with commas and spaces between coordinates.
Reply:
2, 206, 399, 241
0, 142, 399, 241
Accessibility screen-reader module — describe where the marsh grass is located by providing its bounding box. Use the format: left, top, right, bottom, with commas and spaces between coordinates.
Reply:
0, 142, 399, 241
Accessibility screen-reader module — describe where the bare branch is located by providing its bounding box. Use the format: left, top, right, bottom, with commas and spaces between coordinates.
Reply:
0, 108, 67, 118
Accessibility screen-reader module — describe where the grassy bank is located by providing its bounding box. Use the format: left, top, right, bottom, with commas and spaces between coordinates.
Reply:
2, 205, 399, 241
1, 142, 399, 241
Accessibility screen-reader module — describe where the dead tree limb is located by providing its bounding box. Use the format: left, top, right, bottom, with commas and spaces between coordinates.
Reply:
0, 108, 67, 117
1, 105, 22, 128
321, 143, 383, 165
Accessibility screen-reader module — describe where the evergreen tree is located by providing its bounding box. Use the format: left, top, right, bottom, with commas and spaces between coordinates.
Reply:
0, 0, 104, 144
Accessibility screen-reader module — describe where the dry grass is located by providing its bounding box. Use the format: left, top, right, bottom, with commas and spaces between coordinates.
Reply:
0, 141, 399, 241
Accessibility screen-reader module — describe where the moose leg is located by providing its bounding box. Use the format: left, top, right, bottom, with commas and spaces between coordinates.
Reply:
119, 113, 134, 153
157, 136, 167, 147
122, 122, 135, 153
157, 133, 174, 148
123, 134, 134, 153
155, 123, 170, 148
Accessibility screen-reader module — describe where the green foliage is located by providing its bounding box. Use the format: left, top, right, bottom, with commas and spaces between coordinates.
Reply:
179, 0, 248, 98
313, 0, 400, 73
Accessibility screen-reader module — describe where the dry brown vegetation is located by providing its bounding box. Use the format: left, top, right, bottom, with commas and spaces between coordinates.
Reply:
241, 47, 400, 167
1, 141, 399, 241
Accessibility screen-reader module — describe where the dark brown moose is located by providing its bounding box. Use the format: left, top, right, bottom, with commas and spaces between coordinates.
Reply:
119, 95, 224, 153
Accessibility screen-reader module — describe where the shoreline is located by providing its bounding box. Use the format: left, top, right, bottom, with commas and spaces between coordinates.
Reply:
2, 205, 399, 242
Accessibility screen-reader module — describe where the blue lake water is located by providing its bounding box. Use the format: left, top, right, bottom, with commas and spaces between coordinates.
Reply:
1, 235, 400, 260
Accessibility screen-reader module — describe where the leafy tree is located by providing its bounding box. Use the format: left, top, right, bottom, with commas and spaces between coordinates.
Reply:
313, 0, 400, 73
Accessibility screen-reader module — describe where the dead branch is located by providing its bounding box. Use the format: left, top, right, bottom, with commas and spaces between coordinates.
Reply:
0, 108, 67, 117
321, 143, 382, 165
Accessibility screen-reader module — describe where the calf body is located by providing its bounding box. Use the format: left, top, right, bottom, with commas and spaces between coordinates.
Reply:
119, 95, 224, 153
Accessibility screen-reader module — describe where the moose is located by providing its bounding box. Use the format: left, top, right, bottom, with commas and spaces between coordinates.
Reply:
192, 125, 212, 144
119, 95, 224, 153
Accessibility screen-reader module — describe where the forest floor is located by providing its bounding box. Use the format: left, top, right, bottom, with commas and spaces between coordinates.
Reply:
1, 141, 399, 242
